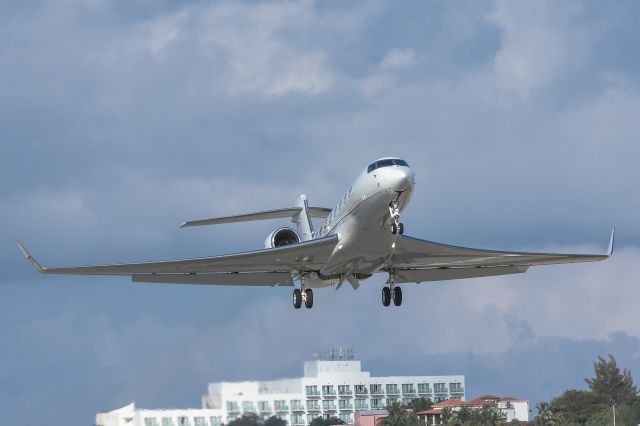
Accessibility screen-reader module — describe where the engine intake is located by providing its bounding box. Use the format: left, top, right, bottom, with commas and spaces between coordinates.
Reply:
265, 227, 301, 248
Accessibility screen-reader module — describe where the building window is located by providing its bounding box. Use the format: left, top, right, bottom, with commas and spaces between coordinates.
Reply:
339, 413, 352, 423
258, 401, 271, 413
371, 398, 385, 409
307, 400, 320, 410
338, 399, 352, 409
354, 385, 368, 395
242, 401, 256, 412
291, 400, 304, 411
417, 383, 431, 394
322, 400, 336, 410
210, 416, 223, 426
401, 384, 415, 394
338, 385, 352, 396
306, 386, 319, 396
227, 401, 240, 412
450, 383, 463, 393
354, 399, 368, 410
177, 417, 191, 426
387, 397, 399, 405
370, 384, 383, 395
162, 418, 175, 426
322, 385, 336, 396
194, 418, 207, 426
434, 383, 447, 393
291, 414, 305, 425
401, 398, 413, 406
144, 418, 160, 426
386, 384, 399, 395
274, 400, 288, 411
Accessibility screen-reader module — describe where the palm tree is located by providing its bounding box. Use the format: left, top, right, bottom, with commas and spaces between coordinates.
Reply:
376, 401, 422, 426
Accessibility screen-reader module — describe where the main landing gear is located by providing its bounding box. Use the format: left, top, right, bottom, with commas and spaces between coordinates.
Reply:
293, 287, 313, 309
382, 270, 402, 307
382, 285, 402, 307
389, 201, 404, 235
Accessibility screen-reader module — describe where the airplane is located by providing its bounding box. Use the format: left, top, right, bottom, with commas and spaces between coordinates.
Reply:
18, 157, 614, 309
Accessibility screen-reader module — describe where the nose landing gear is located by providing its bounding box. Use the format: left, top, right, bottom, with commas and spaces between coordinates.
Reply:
389, 202, 404, 235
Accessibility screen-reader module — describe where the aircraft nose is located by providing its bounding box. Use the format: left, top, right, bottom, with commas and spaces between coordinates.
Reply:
393, 167, 415, 192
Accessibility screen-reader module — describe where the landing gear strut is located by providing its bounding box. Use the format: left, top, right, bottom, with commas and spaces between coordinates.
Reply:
293, 287, 314, 309
389, 202, 404, 235
382, 270, 402, 307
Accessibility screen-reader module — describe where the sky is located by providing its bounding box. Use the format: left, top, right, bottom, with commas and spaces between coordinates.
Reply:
1, 0, 640, 424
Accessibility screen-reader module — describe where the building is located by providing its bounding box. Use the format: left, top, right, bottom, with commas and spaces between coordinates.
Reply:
417, 394, 529, 425
96, 349, 465, 426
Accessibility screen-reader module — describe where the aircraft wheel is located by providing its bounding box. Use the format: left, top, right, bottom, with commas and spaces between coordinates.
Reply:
392, 286, 402, 306
398, 223, 404, 235
391, 223, 398, 235
382, 286, 391, 306
293, 289, 302, 309
304, 288, 314, 309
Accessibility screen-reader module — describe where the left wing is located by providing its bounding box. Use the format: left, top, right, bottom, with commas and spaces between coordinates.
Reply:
17, 235, 338, 286
386, 229, 614, 284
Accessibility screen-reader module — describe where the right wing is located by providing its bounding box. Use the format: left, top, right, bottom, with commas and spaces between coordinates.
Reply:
180, 207, 332, 228
17, 235, 338, 286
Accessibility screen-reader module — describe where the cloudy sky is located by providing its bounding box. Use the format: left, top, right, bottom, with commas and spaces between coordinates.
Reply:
2, 0, 640, 424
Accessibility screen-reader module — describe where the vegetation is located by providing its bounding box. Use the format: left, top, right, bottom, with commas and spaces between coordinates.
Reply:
403, 397, 433, 413
533, 354, 640, 425
440, 405, 508, 426
309, 416, 345, 426
227, 414, 287, 426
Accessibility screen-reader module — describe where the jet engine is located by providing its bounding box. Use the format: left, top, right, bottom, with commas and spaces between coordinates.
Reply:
264, 227, 300, 249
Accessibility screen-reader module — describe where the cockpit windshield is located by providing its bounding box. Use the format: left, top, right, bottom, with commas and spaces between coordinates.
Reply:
367, 158, 409, 173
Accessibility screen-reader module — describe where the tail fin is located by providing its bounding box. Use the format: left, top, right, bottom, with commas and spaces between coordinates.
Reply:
293, 194, 314, 241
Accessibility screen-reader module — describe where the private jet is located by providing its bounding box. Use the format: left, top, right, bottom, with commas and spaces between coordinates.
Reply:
18, 157, 614, 309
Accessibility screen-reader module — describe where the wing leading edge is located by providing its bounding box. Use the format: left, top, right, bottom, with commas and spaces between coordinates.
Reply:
17, 235, 338, 286
387, 229, 614, 284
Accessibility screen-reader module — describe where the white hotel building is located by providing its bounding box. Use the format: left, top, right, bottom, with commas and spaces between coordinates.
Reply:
96, 351, 465, 426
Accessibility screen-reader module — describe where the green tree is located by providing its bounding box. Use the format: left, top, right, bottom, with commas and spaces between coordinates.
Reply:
227, 414, 263, 426
548, 389, 609, 425
263, 416, 287, 426
376, 401, 422, 426
533, 401, 554, 425
405, 398, 432, 413
309, 417, 345, 426
585, 354, 639, 405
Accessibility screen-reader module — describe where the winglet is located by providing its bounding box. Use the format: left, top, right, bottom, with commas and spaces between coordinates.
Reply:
17, 241, 46, 273
607, 227, 615, 256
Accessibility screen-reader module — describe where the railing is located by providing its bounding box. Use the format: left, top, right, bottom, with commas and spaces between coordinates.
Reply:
307, 406, 321, 412
322, 389, 337, 397
290, 405, 305, 412
370, 389, 384, 396
306, 390, 321, 397
338, 390, 353, 396
339, 404, 353, 411
275, 406, 289, 412
354, 404, 369, 410
354, 390, 368, 396
434, 389, 449, 394
386, 389, 399, 395
402, 389, 416, 395
323, 404, 337, 411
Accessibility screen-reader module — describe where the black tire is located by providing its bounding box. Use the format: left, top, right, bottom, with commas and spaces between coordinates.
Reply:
398, 223, 404, 235
391, 223, 398, 235
293, 289, 302, 309
304, 288, 314, 309
393, 286, 402, 306
382, 286, 391, 306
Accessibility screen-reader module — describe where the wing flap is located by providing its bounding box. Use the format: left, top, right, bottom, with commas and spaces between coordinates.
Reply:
132, 272, 294, 286
18, 235, 338, 276
390, 230, 612, 269
388, 266, 529, 284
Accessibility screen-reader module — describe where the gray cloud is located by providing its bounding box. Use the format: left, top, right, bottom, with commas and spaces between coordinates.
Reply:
2, 0, 640, 425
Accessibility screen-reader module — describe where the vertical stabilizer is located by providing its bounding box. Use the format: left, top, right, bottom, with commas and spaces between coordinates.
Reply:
293, 194, 314, 241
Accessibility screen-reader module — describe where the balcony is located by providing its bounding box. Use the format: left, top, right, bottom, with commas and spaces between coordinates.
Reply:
371, 403, 385, 410
323, 404, 337, 411
322, 389, 337, 398
307, 406, 321, 412
386, 390, 399, 396
290, 405, 305, 413
291, 420, 305, 426
402, 390, 416, 395
370, 389, 384, 396
306, 390, 321, 398
354, 389, 368, 396
338, 390, 353, 397
450, 388, 464, 394
275, 406, 289, 413
417, 389, 432, 395
434, 389, 449, 394
339, 404, 353, 411
354, 404, 369, 411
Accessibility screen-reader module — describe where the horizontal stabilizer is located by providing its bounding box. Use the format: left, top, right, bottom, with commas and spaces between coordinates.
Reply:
132, 272, 294, 286
180, 207, 331, 228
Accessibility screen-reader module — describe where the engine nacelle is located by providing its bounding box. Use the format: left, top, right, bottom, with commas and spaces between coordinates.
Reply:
264, 227, 301, 249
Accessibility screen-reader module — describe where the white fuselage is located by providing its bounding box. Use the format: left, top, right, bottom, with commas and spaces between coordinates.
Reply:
306, 159, 415, 286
